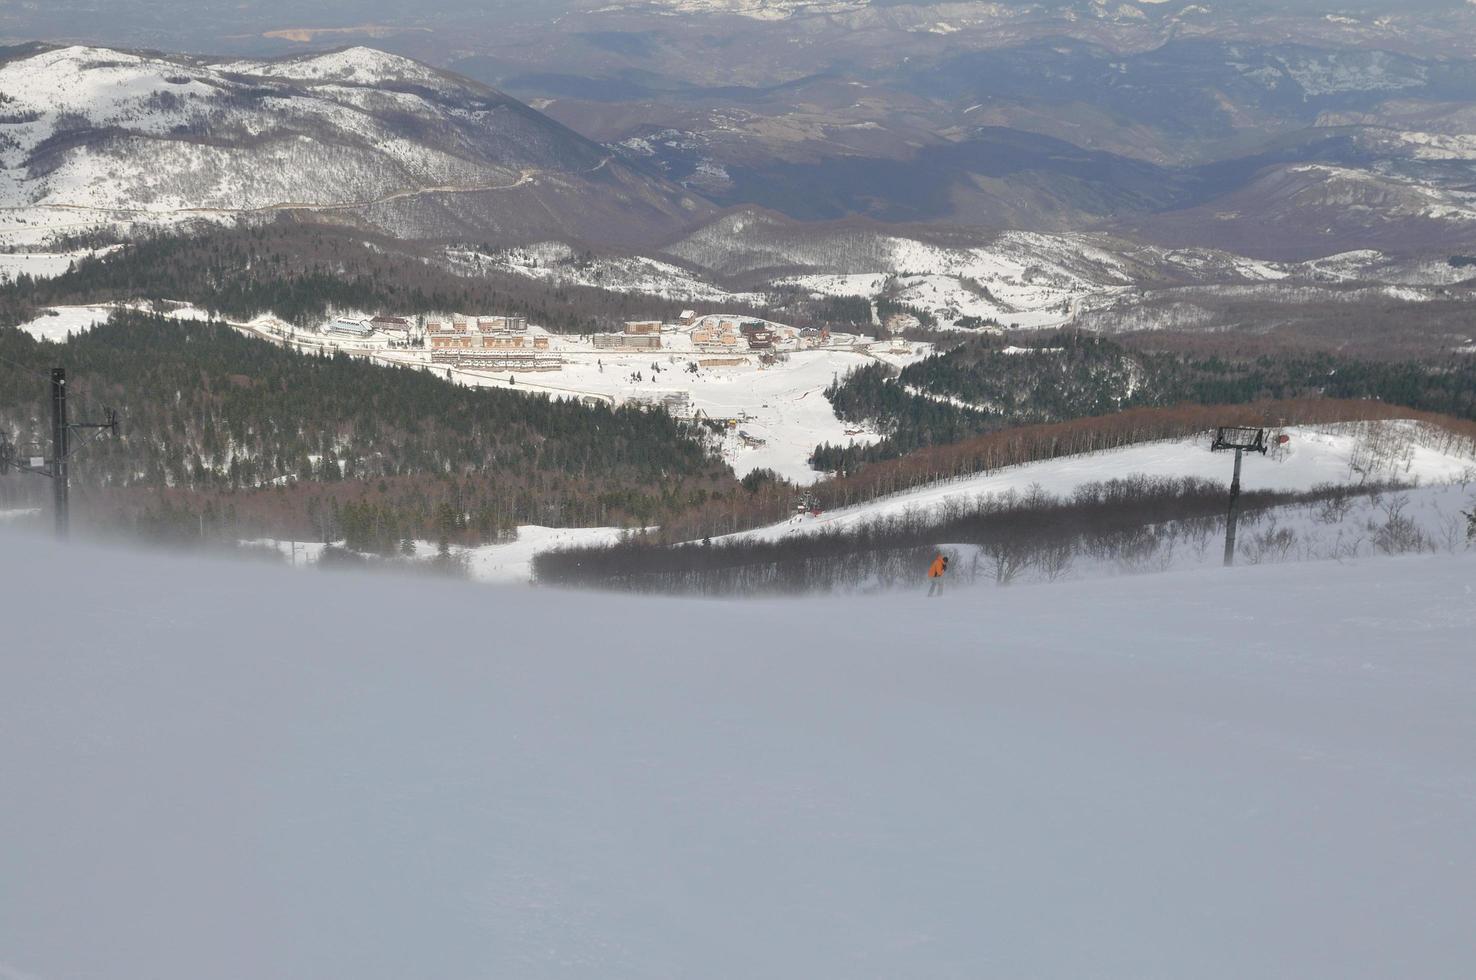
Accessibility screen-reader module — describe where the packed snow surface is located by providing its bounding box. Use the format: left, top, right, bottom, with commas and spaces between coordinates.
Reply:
1, 531, 1473, 978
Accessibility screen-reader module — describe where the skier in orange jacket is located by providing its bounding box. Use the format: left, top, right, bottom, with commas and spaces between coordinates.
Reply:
927, 553, 948, 597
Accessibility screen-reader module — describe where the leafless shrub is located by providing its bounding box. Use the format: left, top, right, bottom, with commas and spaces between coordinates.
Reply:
983, 538, 1034, 586
1430, 505, 1469, 554
1316, 493, 1355, 525
1111, 527, 1163, 574
1038, 540, 1075, 582
1241, 524, 1297, 565
1371, 494, 1432, 556
1184, 518, 1215, 562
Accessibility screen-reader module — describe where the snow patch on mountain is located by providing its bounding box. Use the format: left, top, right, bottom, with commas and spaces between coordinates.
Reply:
1393, 131, 1476, 162
446, 244, 765, 305
1272, 50, 1427, 98
218, 46, 455, 89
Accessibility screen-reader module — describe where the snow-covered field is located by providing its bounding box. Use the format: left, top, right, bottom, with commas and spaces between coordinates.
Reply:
8, 304, 119, 341
9, 301, 213, 341
377, 342, 906, 484
745, 421, 1476, 542
2, 529, 1474, 978
0, 246, 118, 281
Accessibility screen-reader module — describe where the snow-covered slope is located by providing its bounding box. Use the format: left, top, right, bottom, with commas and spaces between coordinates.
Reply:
0, 245, 118, 281
2, 529, 1474, 978
0, 44, 708, 247
750, 420, 1476, 541
9, 300, 212, 340
445, 242, 766, 305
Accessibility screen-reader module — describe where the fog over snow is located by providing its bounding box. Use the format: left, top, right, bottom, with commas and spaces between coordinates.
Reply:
2, 529, 1474, 978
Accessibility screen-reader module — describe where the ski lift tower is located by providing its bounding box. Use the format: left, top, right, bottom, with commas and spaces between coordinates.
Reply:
0, 368, 120, 538
1211, 426, 1268, 567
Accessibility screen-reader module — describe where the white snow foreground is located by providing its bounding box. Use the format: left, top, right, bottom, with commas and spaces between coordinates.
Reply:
1, 531, 1474, 979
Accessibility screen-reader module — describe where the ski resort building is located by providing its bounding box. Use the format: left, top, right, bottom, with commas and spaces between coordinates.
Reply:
371, 315, 411, 334
479, 316, 528, 333
430, 350, 564, 372
740, 322, 775, 350
327, 317, 373, 338
426, 315, 547, 351
593, 333, 662, 350
429, 330, 474, 350
692, 321, 742, 349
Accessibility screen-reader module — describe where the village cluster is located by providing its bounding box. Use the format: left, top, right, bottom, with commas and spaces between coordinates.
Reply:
322, 308, 909, 377
293, 307, 928, 479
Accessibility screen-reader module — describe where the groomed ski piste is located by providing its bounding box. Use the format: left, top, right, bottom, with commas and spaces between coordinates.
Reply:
2, 527, 1474, 979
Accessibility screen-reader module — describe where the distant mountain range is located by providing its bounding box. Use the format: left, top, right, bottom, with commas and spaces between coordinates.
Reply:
5, 34, 1476, 264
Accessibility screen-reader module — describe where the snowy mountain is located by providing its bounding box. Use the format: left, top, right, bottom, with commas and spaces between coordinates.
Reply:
0, 44, 710, 247
655, 209, 1476, 339
3, 527, 1474, 977
1122, 162, 1476, 260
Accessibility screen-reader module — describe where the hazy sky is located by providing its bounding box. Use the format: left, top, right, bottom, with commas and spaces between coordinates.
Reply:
2, 0, 1470, 63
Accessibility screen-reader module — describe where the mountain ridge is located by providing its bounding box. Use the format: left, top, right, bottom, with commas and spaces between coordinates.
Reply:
0, 43, 713, 247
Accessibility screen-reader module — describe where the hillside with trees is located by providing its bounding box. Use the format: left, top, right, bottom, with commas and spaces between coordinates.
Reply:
814, 333, 1476, 474
0, 312, 737, 545
532, 478, 1398, 596
0, 224, 716, 333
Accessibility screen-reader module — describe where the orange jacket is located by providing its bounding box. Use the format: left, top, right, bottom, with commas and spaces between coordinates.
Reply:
928, 555, 946, 578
